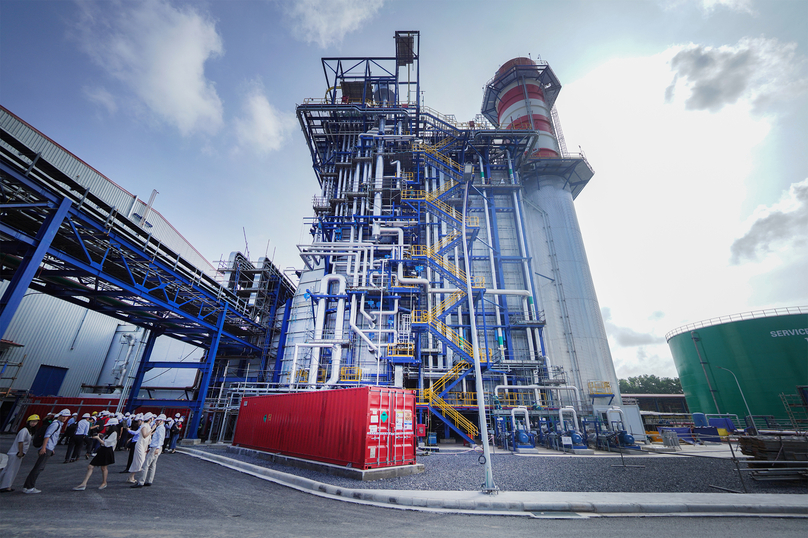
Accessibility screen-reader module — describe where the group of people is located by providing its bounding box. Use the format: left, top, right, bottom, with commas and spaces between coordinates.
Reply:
0, 407, 185, 494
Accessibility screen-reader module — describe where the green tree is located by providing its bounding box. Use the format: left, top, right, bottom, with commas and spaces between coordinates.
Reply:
619, 375, 682, 394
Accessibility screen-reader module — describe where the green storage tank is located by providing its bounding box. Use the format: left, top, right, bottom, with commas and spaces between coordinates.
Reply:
666, 308, 808, 425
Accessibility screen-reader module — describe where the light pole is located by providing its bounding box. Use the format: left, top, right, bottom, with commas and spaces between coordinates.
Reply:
461, 164, 497, 493
716, 366, 753, 427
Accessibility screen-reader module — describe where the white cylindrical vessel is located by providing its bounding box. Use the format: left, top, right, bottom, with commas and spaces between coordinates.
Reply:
521, 174, 619, 401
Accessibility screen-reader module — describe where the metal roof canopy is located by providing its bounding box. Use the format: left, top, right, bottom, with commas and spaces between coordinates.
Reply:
0, 134, 263, 354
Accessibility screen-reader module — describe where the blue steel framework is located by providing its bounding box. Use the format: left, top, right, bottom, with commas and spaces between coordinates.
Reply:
291, 32, 561, 445
0, 113, 294, 437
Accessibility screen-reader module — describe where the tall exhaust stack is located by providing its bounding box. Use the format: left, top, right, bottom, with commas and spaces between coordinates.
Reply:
483, 57, 620, 403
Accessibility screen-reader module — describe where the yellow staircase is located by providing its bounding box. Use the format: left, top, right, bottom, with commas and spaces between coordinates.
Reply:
401, 190, 478, 228
424, 387, 479, 439
407, 245, 484, 288
412, 139, 462, 176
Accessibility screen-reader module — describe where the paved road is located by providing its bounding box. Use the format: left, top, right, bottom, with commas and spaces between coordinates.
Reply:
0, 440, 805, 537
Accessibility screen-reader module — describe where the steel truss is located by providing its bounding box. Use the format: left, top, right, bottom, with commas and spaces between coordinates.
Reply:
0, 118, 294, 438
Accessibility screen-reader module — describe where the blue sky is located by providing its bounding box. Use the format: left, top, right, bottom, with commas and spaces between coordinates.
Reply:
2, 0, 806, 378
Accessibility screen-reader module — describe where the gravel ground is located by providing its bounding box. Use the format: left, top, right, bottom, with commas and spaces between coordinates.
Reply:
190, 445, 808, 494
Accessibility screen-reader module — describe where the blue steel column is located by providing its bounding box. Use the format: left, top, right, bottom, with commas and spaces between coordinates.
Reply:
188, 304, 228, 439
272, 298, 293, 383
0, 197, 71, 338
124, 330, 159, 413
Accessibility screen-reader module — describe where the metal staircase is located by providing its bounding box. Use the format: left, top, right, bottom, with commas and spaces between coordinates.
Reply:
407, 133, 491, 445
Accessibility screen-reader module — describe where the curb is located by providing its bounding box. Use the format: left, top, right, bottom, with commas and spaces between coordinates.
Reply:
178, 448, 808, 518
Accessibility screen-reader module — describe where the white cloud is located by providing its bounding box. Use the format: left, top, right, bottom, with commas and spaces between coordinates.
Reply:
559, 44, 793, 377
659, 0, 756, 15
613, 347, 680, 379
667, 37, 808, 113
75, 0, 224, 136
232, 80, 296, 155
278, 0, 385, 48
731, 179, 808, 264
83, 85, 117, 114
700, 0, 756, 14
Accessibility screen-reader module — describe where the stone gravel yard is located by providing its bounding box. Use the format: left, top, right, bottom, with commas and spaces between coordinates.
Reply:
190, 444, 808, 495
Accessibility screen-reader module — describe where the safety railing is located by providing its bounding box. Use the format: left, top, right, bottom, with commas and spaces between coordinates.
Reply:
386, 343, 415, 356
407, 245, 484, 287
431, 359, 471, 396
401, 189, 476, 226
495, 392, 542, 408
340, 366, 362, 382
588, 381, 613, 395
424, 387, 479, 438
665, 306, 808, 341
412, 141, 462, 175
428, 230, 461, 255
428, 291, 466, 320
427, 179, 458, 201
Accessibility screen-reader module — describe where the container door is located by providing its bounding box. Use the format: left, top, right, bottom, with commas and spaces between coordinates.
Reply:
365, 388, 389, 468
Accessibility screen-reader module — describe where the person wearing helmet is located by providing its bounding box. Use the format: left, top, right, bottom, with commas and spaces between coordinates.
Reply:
73, 418, 120, 491
23, 408, 70, 494
0, 415, 40, 492
167, 415, 184, 453
126, 413, 154, 484
60, 413, 78, 446
67, 413, 92, 463
132, 414, 166, 488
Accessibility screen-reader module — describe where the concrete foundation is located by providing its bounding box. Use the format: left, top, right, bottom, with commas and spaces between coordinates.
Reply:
226, 445, 425, 481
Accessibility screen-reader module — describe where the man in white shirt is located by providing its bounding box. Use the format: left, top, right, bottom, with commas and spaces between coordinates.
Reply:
66, 413, 91, 463
132, 414, 166, 488
23, 408, 70, 493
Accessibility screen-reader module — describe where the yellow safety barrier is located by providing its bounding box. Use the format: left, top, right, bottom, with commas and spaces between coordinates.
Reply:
340, 366, 362, 382
386, 343, 415, 356
588, 381, 613, 395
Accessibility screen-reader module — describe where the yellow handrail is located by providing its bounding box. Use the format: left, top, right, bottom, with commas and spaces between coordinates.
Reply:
386, 343, 415, 356
340, 366, 361, 381
425, 388, 479, 438
409, 246, 485, 287
429, 230, 461, 254
429, 291, 466, 320
412, 141, 462, 173
432, 360, 469, 395
401, 190, 479, 228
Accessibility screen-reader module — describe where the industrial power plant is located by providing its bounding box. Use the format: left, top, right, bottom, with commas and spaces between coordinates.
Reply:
1, 32, 806, 487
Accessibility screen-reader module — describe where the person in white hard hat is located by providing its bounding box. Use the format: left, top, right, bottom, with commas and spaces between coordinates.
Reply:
65, 413, 89, 463
162, 415, 174, 451
73, 418, 120, 491
132, 414, 166, 488
126, 413, 155, 484
121, 414, 142, 473
167, 415, 184, 453
23, 408, 70, 494
59, 413, 78, 446
0, 414, 40, 492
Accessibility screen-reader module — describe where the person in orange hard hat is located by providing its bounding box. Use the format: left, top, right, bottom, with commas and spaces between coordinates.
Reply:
0, 415, 40, 492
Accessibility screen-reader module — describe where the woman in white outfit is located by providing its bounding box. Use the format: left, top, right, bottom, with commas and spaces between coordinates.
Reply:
127, 413, 154, 483
0, 415, 40, 492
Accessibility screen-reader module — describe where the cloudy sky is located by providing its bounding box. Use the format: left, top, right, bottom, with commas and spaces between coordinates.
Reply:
1, 0, 806, 379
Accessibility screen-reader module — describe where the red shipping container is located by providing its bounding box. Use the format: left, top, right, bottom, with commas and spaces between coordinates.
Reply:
232, 386, 416, 469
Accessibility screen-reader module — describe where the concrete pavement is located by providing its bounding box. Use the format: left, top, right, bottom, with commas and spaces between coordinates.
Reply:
179, 446, 808, 518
